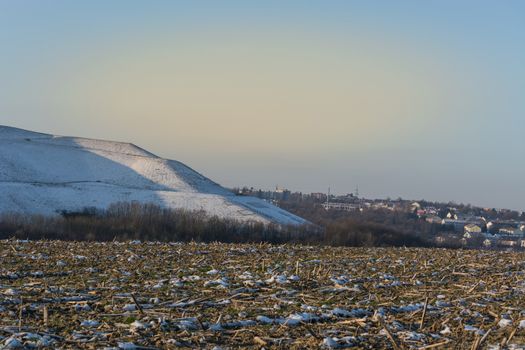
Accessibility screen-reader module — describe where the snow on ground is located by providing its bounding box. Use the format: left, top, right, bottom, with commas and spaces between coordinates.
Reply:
0, 125, 307, 225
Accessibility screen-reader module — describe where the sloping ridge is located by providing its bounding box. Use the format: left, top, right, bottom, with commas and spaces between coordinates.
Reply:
0, 125, 307, 226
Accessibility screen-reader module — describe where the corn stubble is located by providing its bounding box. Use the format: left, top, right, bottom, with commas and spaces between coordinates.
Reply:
1, 240, 525, 349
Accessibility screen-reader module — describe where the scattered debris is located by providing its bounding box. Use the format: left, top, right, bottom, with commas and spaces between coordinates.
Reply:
1, 240, 525, 348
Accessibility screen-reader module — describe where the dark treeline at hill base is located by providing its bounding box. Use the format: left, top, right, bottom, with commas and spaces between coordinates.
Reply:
0, 202, 434, 247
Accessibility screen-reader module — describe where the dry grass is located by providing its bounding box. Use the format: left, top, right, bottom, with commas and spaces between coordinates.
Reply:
1, 239, 525, 349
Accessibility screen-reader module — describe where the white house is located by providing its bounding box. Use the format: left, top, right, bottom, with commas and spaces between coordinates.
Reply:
499, 227, 521, 235
411, 202, 421, 210
464, 224, 482, 238
465, 224, 482, 233
500, 240, 518, 247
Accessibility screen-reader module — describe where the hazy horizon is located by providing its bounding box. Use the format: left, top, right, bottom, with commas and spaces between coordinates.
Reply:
1, 1, 524, 211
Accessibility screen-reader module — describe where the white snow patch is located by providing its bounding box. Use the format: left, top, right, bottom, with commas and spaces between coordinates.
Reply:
80, 320, 100, 327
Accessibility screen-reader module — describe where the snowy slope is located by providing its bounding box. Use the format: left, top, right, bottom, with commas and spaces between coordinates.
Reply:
0, 126, 307, 225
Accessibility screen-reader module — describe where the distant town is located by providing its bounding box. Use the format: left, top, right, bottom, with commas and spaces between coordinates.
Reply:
233, 186, 525, 249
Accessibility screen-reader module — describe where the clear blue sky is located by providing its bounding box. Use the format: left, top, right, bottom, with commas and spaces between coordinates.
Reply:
1, 1, 524, 210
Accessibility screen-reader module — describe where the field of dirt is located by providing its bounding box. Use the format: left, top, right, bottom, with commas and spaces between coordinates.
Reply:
2, 240, 525, 349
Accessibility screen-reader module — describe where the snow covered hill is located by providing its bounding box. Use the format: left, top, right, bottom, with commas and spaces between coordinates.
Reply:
0, 126, 307, 225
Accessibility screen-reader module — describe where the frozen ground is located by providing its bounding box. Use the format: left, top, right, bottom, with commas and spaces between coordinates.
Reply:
0, 126, 307, 225
2, 240, 525, 349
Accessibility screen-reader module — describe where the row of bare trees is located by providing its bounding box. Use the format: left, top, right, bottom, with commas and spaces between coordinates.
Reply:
0, 202, 320, 243
0, 202, 437, 247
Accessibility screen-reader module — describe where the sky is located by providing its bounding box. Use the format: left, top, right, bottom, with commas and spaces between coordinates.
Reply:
1, 1, 524, 210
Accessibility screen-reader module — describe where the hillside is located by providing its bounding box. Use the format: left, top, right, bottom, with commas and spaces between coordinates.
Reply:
0, 126, 306, 225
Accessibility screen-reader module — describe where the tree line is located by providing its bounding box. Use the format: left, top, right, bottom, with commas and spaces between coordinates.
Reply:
0, 202, 433, 247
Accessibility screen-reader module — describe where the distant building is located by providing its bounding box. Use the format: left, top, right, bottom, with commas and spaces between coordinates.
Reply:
443, 219, 469, 232
311, 192, 326, 201
323, 202, 360, 211
273, 187, 290, 201
411, 202, 421, 211
464, 224, 482, 235
372, 202, 395, 211
425, 207, 438, 215
499, 240, 518, 247
499, 227, 520, 235
416, 209, 426, 217
487, 220, 520, 234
